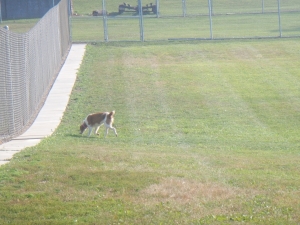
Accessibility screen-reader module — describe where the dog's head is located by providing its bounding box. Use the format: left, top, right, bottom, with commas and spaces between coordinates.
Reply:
106, 111, 115, 125
79, 121, 88, 134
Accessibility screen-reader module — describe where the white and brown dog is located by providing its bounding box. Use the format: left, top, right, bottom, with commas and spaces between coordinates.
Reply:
80, 111, 118, 137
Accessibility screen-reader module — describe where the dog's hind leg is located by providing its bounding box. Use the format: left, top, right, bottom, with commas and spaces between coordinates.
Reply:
104, 127, 109, 138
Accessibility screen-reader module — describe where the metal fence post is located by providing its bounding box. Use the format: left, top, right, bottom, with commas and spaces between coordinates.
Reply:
277, 0, 282, 37
68, 0, 72, 42
182, 0, 186, 17
208, 0, 213, 39
156, 0, 159, 18
0, 1, 2, 23
5, 31, 15, 134
102, 0, 108, 42
138, 0, 144, 41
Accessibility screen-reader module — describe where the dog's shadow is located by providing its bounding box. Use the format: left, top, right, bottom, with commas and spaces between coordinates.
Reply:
66, 134, 100, 139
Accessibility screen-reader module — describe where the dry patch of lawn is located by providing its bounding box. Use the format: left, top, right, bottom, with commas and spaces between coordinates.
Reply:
139, 177, 258, 218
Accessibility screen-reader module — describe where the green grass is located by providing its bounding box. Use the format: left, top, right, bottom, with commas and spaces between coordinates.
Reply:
72, 0, 300, 16
1, 39, 300, 224
2, 0, 299, 40
71, 11, 300, 42
4, 12, 300, 41
70, 0, 300, 42
1, 19, 39, 33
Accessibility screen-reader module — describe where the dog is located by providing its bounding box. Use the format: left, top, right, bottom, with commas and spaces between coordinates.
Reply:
80, 111, 118, 137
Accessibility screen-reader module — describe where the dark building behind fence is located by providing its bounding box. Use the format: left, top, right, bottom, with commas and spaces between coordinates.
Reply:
0, 0, 61, 20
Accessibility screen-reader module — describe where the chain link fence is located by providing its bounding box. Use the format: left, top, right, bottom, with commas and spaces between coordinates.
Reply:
71, 0, 300, 42
0, 0, 71, 143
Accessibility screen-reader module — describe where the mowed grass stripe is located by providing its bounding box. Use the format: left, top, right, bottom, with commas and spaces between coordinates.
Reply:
1, 40, 300, 224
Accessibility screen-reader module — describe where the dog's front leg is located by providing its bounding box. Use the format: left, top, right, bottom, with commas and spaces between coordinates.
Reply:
111, 126, 118, 137
88, 127, 93, 137
104, 124, 118, 137
95, 126, 100, 135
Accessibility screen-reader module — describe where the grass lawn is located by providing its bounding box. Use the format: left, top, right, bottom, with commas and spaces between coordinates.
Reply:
0, 19, 39, 33
2, 0, 299, 41
72, 0, 300, 16
0, 39, 300, 224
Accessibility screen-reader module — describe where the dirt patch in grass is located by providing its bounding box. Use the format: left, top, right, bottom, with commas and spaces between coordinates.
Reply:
142, 177, 241, 204
139, 177, 258, 217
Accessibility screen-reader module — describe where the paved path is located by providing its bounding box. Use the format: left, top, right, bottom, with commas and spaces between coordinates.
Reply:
0, 44, 86, 166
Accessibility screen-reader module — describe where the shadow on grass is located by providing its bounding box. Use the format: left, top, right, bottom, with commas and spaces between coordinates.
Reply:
66, 134, 100, 139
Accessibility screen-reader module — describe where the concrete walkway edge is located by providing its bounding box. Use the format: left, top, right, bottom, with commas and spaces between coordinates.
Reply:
0, 44, 86, 166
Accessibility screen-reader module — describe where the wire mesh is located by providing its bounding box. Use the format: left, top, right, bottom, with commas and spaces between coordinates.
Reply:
71, 0, 300, 42
0, 0, 71, 143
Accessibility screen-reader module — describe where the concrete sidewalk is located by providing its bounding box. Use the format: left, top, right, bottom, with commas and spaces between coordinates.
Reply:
0, 44, 86, 166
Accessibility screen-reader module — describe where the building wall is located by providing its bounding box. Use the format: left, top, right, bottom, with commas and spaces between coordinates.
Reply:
1, 0, 61, 20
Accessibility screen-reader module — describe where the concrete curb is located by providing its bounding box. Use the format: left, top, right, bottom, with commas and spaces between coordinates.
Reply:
0, 44, 86, 166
